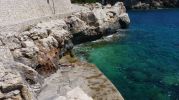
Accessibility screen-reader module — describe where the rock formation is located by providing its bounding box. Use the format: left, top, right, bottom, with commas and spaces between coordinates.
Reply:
0, 2, 129, 100
125, 0, 179, 9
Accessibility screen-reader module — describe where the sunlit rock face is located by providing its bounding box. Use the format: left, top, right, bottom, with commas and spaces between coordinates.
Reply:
70, 2, 130, 44
0, 46, 37, 100
0, 2, 129, 100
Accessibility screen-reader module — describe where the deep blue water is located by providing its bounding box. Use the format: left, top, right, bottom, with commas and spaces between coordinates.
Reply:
74, 9, 179, 100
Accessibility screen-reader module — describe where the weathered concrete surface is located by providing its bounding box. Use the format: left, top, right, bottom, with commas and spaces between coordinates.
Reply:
0, 0, 72, 33
0, 0, 72, 26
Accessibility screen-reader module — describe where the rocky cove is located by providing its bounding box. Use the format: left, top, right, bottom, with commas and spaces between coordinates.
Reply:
0, 2, 130, 100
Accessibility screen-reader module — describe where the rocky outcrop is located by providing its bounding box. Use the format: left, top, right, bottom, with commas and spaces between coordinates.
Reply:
0, 2, 129, 100
131, 1, 150, 9
0, 46, 36, 100
70, 3, 130, 44
126, 0, 179, 9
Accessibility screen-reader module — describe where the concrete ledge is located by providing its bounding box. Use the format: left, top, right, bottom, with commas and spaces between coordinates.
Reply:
0, 12, 72, 33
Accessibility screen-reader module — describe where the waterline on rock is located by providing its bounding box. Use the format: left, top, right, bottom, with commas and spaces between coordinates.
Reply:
74, 9, 179, 100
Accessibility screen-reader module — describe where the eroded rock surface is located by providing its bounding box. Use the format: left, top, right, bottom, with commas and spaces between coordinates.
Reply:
128, 0, 179, 9
0, 46, 34, 100
0, 2, 129, 100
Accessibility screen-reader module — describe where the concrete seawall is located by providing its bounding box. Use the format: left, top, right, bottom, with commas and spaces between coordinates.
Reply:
0, 12, 72, 33
0, 0, 72, 33
0, 0, 72, 25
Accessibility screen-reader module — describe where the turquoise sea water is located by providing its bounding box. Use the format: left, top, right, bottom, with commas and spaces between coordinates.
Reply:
74, 9, 179, 100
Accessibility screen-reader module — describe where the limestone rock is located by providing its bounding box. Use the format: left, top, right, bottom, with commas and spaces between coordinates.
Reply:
80, 11, 97, 25
40, 36, 59, 49
50, 29, 72, 45
18, 31, 31, 41
29, 28, 48, 40
0, 63, 32, 100
119, 13, 130, 28
0, 46, 14, 63
0, 2, 129, 100
14, 62, 42, 84
0, 63, 22, 91
66, 15, 87, 33
70, 2, 130, 41
0, 32, 22, 50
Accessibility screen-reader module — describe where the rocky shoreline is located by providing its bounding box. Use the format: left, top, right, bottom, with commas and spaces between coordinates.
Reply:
127, 0, 179, 9
0, 2, 130, 100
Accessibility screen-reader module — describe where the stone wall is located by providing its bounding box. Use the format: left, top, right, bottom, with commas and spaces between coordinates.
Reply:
0, 0, 72, 26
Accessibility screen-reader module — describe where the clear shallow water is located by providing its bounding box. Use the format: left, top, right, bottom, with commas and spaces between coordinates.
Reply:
74, 9, 179, 100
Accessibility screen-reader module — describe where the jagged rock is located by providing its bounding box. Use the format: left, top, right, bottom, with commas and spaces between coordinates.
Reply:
113, 2, 126, 15
0, 32, 22, 50
0, 63, 22, 91
20, 47, 38, 59
92, 8, 106, 25
151, 1, 162, 8
40, 36, 59, 49
35, 47, 59, 76
0, 46, 14, 63
50, 29, 72, 45
12, 40, 39, 68
66, 15, 87, 33
128, 0, 178, 9
70, 2, 130, 44
11, 19, 73, 76
29, 28, 48, 40
14, 62, 42, 84
0, 63, 32, 100
21, 40, 36, 48
0, 46, 37, 100
14, 55, 39, 69
119, 13, 130, 28
18, 31, 31, 41
80, 11, 97, 25
131, 1, 150, 9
